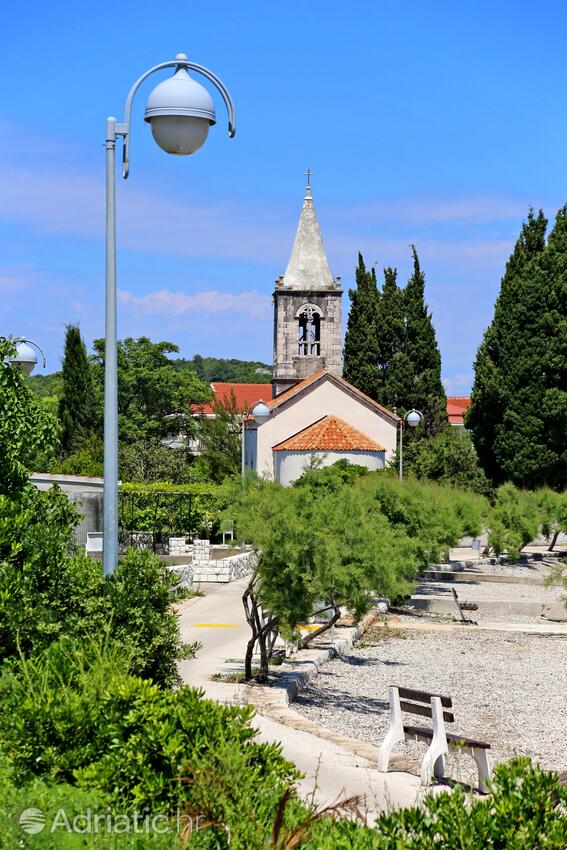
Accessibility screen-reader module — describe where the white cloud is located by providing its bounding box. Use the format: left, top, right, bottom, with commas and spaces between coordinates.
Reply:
118, 288, 271, 320
443, 372, 474, 394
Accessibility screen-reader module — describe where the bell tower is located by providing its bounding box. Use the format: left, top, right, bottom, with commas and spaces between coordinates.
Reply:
272, 180, 343, 397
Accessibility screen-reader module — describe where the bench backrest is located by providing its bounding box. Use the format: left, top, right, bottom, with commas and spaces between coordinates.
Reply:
395, 686, 454, 724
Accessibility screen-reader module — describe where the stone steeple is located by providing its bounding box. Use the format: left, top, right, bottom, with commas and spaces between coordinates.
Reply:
272, 181, 343, 397
281, 185, 336, 290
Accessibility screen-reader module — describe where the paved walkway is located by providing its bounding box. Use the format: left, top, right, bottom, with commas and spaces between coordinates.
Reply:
176, 579, 425, 818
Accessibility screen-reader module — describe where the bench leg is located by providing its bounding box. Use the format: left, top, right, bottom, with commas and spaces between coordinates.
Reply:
433, 753, 446, 781
472, 748, 491, 794
378, 687, 404, 772
421, 697, 448, 786
420, 738, 448, 786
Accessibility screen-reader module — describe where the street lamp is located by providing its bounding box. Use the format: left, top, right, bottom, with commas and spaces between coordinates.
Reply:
103, 54, 235, 577
7, 339, 46, 375
241, 401, 271, 482
398, 408, 423, 480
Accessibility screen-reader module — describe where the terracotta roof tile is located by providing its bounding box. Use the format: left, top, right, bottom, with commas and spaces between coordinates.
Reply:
446, 396, 471, 425
192, 382, 272, 414
272, 416, 386, 452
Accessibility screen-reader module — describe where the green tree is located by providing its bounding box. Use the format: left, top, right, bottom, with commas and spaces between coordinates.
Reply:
343, 253, 380, 398
0, 338, 59, 493
466, 207, 567, 488
402, 247, 447, 435
58, 324, 97, 455
376, 266, 411, 408
194, 393, 242, 483
91, 337, 212, 444
401, 427, 491, 495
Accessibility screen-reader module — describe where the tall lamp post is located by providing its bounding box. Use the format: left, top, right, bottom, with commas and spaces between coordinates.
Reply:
8, 339, 47, 374
241, 401, 271, 482
104, 54, 235, 576
398, 408, 423, 480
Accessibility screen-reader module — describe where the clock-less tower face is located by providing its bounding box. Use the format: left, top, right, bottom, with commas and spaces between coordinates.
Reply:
272, 184, 343, 398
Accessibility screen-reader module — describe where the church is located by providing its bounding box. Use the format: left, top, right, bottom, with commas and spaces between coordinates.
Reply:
200, 180, 401, 484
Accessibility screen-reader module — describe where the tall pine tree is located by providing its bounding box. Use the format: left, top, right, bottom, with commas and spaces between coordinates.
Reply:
58, 324, 96, 455
343, 253, 380, 398
467, 207, 566, 488
402, 247, 447, 435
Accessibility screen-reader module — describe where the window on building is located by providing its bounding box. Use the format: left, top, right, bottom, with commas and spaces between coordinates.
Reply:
298, 307, 321, 356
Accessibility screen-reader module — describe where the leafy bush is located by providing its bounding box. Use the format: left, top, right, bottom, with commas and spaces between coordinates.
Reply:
358, 473, 487, 566
119, 481, 230, 540
0, 754, 178, 848
402, 427, 492, 496
369, 757, 567, 850
0, 638, 297, 815
0, 496, 187, 685
0, 338, 59, 492
488, 484, 541, 560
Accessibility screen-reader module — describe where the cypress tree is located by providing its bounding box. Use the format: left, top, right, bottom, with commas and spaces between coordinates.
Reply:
469, 207, 566, 489
466, 208, 557, 486
375, 267, 410, 409
402, 247, 447, 436
58, 324, 96, 455
343, 253, 380, 398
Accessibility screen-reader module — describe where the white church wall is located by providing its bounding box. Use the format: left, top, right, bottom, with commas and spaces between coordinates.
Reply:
275, 450, 385, 486
256, 376, 398, 478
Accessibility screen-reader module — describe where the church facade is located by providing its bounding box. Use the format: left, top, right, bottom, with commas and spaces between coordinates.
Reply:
243, 181, 400, 483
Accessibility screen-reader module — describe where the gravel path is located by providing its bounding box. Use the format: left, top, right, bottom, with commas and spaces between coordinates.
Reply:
294, 627, 567, 787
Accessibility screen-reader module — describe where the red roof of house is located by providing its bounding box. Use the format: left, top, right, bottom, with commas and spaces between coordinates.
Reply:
193, 382, 272, 415
272, 415, 386, 452
446, 396, 471, 426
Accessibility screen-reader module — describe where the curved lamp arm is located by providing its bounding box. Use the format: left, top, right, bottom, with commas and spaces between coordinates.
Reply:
116, 57, 236, 178
14, 337, 47, 368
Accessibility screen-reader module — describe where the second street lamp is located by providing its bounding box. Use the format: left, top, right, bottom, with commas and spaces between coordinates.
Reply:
241, 401, 271, 482
103, 54, 235, 577
398, 408, 424, 480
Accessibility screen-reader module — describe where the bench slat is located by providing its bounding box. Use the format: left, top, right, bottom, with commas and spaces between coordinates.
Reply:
400, 700, 454, 724
397, 686, 452, 708
404, 724, 490, 750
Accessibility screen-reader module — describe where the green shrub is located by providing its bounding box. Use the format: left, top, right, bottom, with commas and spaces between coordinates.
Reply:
400, 427, 492, 496
488, 484, 541, 560
0, 638, 297, 817
0, 486, 78, 660
0, 503, 187, 685
119, 481, 231, 539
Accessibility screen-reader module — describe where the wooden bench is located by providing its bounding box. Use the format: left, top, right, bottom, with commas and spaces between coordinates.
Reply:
377, 686, 491, 792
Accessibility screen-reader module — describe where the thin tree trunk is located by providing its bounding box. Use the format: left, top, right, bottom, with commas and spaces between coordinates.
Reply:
298, 600, 341, 650
548, 530, 559, 552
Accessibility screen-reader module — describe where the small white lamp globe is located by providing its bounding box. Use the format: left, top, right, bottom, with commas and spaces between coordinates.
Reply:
10, 342, 38, 375
406, 409, 423, 428
252, 401, 270, 425
144, 54, 216, 155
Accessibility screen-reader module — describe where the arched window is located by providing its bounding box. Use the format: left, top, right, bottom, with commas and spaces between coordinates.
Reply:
297, 306, 321, 356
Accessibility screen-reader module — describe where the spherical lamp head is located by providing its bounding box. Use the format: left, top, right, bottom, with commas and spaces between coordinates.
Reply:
10, 341, 38, 375
252, 401, 270, 425
406, 409, 423, 428
144, 54, 216, 155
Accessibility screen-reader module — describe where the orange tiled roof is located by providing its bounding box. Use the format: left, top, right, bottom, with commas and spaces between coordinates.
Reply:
446, 396, 471, 425
272, 416, 386, 452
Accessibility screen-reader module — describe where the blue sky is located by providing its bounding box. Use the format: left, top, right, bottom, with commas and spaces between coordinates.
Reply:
2, 0, 566, 393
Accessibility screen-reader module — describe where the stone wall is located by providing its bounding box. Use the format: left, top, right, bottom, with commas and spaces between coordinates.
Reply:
191, 539, 256, 583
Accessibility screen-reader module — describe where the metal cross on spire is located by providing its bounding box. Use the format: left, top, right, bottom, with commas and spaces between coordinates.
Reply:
305, 168, 314, 188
